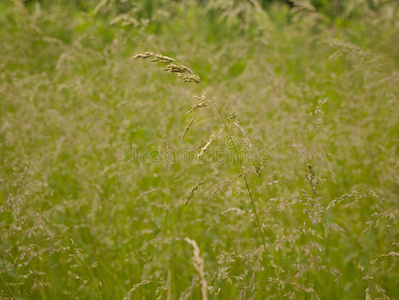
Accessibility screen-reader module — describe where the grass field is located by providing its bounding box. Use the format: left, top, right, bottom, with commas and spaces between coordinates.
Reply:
1, 0, 399, 299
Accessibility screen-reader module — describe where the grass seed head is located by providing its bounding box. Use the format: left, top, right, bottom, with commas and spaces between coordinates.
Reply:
181, 117, 195, 140
133, 52, 176, 63
185, 103, 207, 115
194, 95, 211, 103
197, 135, 216, 159
163, 64, 189, 73
185, 180, 206, 206
178, 73, 200, 83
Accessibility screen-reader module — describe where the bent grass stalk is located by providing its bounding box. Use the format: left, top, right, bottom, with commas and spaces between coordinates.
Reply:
185, 237, 208, 300
133, 52, 282, 296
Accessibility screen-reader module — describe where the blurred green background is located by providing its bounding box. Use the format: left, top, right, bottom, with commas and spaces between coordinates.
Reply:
1, 0, 398, 299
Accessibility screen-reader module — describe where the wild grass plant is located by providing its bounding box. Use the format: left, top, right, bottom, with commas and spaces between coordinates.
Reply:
1, 0, 399, 299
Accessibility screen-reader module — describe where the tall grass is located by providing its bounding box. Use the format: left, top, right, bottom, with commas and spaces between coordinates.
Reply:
1, 0, 398, 299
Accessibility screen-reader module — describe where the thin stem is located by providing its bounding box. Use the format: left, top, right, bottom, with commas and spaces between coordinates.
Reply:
199, 82, 265, 241
199, 82, 282, 298
0, 274, 15, 299
199, 83, 231, 135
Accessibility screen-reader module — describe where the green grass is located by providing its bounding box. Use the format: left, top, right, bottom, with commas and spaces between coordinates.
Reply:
1, 1, 398, 299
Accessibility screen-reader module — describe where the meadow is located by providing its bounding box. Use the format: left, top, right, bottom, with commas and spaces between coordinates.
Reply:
0, 0, 398, 299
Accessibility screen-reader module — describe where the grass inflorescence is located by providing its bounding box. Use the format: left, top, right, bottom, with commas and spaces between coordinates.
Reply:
1, 0, 399, 299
